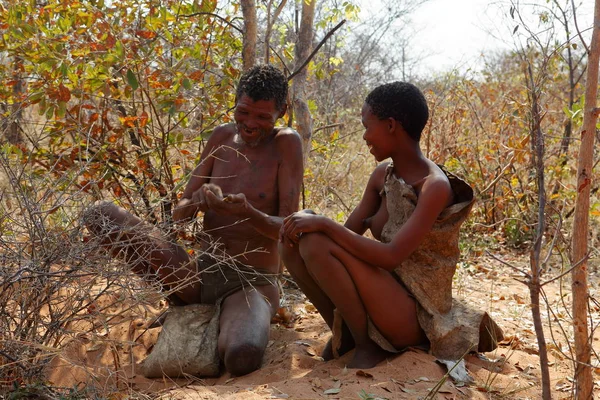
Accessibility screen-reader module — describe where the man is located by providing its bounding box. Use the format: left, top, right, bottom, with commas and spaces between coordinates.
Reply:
85, 65, 303, 376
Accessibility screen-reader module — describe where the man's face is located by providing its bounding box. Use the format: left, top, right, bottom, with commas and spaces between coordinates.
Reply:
233, 94, 284, 147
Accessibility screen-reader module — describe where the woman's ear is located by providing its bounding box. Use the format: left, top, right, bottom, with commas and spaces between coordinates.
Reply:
388, 117, 397, 132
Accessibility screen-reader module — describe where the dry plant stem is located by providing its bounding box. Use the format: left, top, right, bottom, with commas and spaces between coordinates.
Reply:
571, 1, 600, 398
526, 61, 552, 400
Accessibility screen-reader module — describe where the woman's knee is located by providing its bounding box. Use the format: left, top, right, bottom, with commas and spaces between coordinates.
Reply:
298, 232, 331, 262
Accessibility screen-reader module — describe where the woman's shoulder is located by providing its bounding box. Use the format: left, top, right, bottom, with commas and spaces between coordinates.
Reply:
372, 161, 392, 179
366, 162, 392, 192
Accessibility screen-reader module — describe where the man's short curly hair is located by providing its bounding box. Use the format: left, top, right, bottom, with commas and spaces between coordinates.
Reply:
365, 82, 429, 142
236, 65, 288, 111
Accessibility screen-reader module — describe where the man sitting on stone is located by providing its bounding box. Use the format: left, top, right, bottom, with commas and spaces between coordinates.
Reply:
84, 65, 303, 376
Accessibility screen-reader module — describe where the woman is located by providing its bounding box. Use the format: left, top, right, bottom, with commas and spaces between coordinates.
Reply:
279, 82, 502, 369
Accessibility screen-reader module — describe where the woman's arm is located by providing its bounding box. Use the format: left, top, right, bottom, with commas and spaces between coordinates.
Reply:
343, 163, 387, 234
282, 171, 452, 270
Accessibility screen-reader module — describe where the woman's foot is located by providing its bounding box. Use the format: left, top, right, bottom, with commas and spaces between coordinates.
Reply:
321, 321, 355, 360
321, 335, 355, 360
348, 341, 391, 369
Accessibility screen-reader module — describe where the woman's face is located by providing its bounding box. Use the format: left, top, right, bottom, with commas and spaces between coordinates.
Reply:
361, 103, 394, 162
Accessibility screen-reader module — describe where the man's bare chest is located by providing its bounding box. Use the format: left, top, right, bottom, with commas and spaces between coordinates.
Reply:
210, 148, 279, 207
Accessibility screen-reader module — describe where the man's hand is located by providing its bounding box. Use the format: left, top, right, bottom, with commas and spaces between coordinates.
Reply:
173, 183, 223, 222
191, 183, 224, 213
204, 190, 249, 217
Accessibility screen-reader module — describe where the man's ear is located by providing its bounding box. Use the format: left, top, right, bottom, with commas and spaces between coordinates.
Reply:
278, 103, 288, 119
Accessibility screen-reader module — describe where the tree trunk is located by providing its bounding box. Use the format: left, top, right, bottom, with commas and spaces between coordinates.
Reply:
3, 58, 24, 144
571, 1, 600, 399
291, 0, 316, 161
264, 0, 287, 63
240, 0, 257, 71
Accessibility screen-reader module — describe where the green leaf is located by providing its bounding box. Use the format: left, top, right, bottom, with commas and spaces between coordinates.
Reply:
182, 78, 192, 90
126, 69, 139, 90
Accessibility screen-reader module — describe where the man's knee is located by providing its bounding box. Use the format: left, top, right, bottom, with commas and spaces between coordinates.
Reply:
82, 200, 117, 233
223, 341, 265, 376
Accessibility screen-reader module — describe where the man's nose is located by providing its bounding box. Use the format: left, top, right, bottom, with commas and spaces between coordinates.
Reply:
245, 118, 258, 129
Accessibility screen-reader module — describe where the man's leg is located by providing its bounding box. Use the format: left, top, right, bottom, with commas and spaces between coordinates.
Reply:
217, 284, 279, 376
83, 201, 201, 304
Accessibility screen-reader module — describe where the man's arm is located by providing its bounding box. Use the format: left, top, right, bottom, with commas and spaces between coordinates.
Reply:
247, 129, 303, 239
172, 127, 225, 222
204, 129, 304, 240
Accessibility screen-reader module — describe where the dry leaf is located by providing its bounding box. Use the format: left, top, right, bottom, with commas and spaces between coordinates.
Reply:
356, 370, 373, 378
323, 388, 341, 395
305, 303, 317, 313
306, 347, 317, 356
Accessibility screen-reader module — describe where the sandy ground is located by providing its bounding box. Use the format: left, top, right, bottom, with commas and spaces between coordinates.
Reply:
45, 252, 600, 399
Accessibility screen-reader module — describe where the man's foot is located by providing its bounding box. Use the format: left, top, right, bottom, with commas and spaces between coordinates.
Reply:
321, 336, 355, 361
347, 341, 391, 369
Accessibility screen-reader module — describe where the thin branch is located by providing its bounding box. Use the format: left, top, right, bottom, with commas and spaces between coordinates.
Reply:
479, 151, 516, 194
287, 20, 346, 81
313, 123, 343, 134
183, 12, 243, 34
485, 251, 531, 279
571, 0, 590, 53
542, 251, 591, 287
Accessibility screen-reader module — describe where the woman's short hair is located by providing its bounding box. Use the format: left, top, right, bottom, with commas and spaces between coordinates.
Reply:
365, 82, 429, 142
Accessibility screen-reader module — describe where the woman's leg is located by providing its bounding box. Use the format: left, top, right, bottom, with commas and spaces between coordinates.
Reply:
83, 201, 201, 304
279, 239, 355, 359
295, 233, 426, 368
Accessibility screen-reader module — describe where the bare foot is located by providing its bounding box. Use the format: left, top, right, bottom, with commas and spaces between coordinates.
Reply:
347, 341, 391, 369
321, 335, 355, 361
321, 323, 355, 361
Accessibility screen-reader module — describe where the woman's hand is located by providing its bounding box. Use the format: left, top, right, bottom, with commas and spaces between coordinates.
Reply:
280, 209, 324, 245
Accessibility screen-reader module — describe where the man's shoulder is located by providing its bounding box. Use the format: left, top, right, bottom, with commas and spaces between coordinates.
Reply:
210, 123, 236, 142
273, 127, 302, 146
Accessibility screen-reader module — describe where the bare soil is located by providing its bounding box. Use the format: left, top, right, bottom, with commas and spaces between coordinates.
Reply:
45, 252, 600, 399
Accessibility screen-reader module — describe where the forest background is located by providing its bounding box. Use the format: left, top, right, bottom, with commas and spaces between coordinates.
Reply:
0, 0, 598, 398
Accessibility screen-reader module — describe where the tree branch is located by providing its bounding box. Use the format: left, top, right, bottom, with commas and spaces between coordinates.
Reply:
183, 12, 243, 34
287, 20, 346, 81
